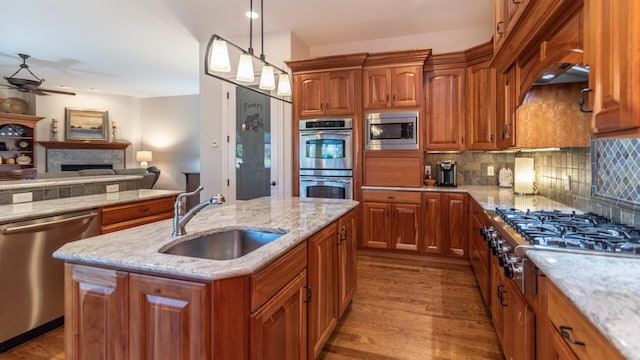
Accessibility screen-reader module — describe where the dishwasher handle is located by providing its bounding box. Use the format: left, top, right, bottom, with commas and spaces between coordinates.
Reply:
2, 212, 100, 235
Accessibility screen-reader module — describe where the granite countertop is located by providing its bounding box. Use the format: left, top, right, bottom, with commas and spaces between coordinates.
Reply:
0, 189, 182, 223
527, 251, 640, 359
54, 197, 359, 281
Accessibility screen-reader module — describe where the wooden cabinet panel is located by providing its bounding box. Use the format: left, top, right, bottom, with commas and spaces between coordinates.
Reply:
467, 61, 498, 150
390, 66, 422, 108
393, 203, 420, 251
422, 192, 442, 254
505, 279, 535, 360
362, 189, 421, 204
294, 70, 356, 117
424, 67, 466, 151
100, 196, 176, 234
490, 255, 507, 347
362, 191, 420, 252
363, 68, 391, 109
129, 274, 211, 359
250, 270, 307, 360
307, 222, 339, 359
325, 70, 356, 116
363, 155, 423, 187
337, 208, 358, 317
362, 202, 390, 249
296, 73, 325, 117
588, 0, 640, 136
497, 66, 517, 149
64, 264, 129, 360
469, 203, 490, 306
443, 193, 467, 257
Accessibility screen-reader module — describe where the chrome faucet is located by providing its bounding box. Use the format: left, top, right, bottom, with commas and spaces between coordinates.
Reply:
172, 186, 226, 236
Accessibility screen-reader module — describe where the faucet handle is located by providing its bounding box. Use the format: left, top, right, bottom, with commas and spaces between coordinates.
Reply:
210, 194, 225, 204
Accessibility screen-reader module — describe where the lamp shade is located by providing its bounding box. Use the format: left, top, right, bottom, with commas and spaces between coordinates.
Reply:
236, 53, 255, 82
276, 73, 292, 96
514, 158, 534, 195
209, 39, 231, 72
259, 65, 276, 90
136, 150, 153, 168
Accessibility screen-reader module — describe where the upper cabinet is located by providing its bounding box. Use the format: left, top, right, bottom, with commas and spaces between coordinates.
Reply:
493, 0, 531, 53
363, 49, 431, 110
466, 43, 499, 151
286, 53, 367, 119
586, 0, 640, 137
0, 113, 43, 180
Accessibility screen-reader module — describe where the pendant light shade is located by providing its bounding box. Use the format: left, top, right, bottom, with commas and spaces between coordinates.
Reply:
276, 73, 292, 96
236, 53, 255, 82
259, 65, 276, 90
209, 39, 231, 72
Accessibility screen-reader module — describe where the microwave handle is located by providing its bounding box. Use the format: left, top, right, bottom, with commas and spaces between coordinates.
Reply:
301, 178, 352, 184
300, 131, 352, 137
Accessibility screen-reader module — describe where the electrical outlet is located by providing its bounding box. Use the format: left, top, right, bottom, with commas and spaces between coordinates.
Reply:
12, 192, 33, 204
487, 166, 495, 176
424, 165, 431, 176
106, 184, 119, 193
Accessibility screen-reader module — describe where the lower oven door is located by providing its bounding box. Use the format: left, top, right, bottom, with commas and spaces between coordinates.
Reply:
300, 175, 353, 199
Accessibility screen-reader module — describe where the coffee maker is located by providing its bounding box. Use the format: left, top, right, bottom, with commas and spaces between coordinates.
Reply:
437, 160, 457, 187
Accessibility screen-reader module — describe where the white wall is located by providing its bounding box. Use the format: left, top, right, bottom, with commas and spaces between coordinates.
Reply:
140, 95, 199, 190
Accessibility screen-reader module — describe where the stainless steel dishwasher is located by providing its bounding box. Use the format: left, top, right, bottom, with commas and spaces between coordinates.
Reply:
0, 210, 100, 352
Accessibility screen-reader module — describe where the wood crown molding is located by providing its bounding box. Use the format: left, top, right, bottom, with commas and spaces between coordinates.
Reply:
465, 42, 494, 66
38, 140, 131, 150
364, 48, 432, 68
285, 53, 368, 73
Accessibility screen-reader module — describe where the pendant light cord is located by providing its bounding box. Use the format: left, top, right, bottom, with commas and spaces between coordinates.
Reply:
260, 0, 265, 61
248, 0, 254, 55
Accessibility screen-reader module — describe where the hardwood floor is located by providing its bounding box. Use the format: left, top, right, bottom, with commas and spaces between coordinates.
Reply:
0, 253, 502, 359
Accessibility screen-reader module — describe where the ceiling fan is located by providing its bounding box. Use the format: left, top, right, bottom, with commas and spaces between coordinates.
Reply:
2, 53, 76, 96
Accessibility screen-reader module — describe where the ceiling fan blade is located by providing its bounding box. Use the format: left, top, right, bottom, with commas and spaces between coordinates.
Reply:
38, 88, 76, 96
31, 89, 49, 96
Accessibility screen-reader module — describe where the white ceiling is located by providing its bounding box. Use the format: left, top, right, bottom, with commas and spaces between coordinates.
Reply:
0, 0, 493, 98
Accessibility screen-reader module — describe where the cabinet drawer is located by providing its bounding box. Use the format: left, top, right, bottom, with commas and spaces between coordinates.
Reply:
362, 190, 421, 204
251, 242, 307, 311
547, 282, 624, 360
101, 196, 176, 233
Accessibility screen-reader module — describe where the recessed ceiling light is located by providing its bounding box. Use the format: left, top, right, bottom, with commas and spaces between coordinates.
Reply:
89, 88, 100, 92
58, 85, 73, 89
245, 11, 259, 19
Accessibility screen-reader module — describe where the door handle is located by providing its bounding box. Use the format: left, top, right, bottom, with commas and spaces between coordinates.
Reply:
270, 181, 277, 186
2, 212, 99, 234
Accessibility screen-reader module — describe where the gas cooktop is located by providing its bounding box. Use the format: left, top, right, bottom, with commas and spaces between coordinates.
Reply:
495, 208, 640, 255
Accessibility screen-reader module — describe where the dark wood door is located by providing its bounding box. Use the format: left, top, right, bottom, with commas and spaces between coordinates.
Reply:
422, 192, 442, 254
362, 202, 391, 249
325, 70, 356, 115
295, 73, 325, 117
390, 66, 422, 107
443, 193, 468, 257
392, 203, 420, 251
363, 68, 391, 109
424, 67, 466, 151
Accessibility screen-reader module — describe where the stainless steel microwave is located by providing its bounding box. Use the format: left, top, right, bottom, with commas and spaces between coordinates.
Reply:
365, 111, 419, 150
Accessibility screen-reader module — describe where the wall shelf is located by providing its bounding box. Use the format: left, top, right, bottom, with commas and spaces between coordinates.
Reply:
39, 141, 131, 150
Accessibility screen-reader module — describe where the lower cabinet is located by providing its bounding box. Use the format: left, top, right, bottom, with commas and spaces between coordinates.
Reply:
337, 207, 358, 317
422, 192, 468, 257
100, 195, 176, 234
362, 190, 421, 251
468, 200, 490, 305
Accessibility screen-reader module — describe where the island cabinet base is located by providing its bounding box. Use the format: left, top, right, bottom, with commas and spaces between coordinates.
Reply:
64, 208, 360, 360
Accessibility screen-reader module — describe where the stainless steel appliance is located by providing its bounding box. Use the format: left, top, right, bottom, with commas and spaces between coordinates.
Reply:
365, 111, 419, 150
437, 160, 457, 187
482, 208, 640, 296
299, 118, 353, 171
0, 210, 101, 352
299, 169, 353, 200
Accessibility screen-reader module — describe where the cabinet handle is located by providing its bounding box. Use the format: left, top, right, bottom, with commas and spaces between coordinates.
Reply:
512, 0, 521, 4
387, 196, 395, 200
337, 226, 347, 245
496, 21, 504, 35
326, 102, 329, 110
490, 134, 495, 143
320, 103, 324, 110
559, 326, 586, 346
304, 286, 312, 303
461, 136, 464, 144
392, 94, 396, 102
579, 88, 593, 113
138, 207, 150, 213
497, 285, 508, 306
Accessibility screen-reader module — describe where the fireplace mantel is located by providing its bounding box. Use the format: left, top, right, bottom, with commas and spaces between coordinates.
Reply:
38, 141, 131, 150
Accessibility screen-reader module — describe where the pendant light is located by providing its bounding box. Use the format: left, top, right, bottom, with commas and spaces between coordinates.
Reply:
203, 0, 292, 102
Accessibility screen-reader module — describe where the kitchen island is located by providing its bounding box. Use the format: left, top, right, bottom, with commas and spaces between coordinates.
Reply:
54, 196, 360, 359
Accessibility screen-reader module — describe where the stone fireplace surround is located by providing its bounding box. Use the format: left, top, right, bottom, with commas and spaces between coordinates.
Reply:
38, 141, 130, 172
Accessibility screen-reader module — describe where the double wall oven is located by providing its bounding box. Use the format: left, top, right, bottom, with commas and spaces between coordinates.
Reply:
299, 118, 353, 200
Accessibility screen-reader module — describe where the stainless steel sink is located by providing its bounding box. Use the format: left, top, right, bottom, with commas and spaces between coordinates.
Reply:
162, 228, 287, 260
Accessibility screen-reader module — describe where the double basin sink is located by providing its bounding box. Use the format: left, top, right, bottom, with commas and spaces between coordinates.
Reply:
162, 227, 288, 261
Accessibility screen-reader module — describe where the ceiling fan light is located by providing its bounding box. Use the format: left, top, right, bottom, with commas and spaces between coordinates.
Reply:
276, 73, 292, 96
209, 39, 231, 72
236, 53, 255, 82
259, 65, 276, 90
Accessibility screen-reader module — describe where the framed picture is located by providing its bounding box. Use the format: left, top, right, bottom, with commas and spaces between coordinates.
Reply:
65, 108, 109, 141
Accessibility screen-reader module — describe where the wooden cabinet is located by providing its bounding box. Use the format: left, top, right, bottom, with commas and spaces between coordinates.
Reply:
587, 0, 640, 137
363, 154, 423, 187
64, 264, 210, 360
504, 278, 535, 360
468, 200, 490, 306
421, 192, 467, 257
307, 222, 339, 359
294, 70, 357, 117
362, 190, 421, 251
422, 192, 442, 255
363, 66, 423, 109
337, 208, 358, 317
423, 54, 467, 151
547, 281, 625, 360
0, 113, 43, 180
497, 66, 518, 148
250, 270, 307, 360
490, 253, 508, 348
100, 195, 176, 233
493, 0, 531, 54
466, 60, 498, 150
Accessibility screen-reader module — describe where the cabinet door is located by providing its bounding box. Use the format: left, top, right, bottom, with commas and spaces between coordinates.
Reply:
469, 209, 490, 306
307, 222, 339, 359
391, 66, 422, 107
295, 73, 326, 117
467, 61, 498, 150
443, 193, 468, 257
337, 208, 358, 317
494, 0, 507, 50
129, 274, 211, 359
362, 202, 391, 249
363, 68, 391, 109
64, 264, 129, 360
505, 279, 535, 360
490, 255, 507, 346
497, 66, 517, 149
250, 270, 307, 360
325, 70, 356, 116
589, 0, 640, 135
392, 203, 420, 251
422, 192, 442, 254
424, 67, 466, 151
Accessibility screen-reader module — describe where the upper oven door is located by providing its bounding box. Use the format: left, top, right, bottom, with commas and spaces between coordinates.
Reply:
299, 129, 353, 170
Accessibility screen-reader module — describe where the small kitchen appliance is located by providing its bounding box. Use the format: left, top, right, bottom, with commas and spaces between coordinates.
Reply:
437, 160, 457, 187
